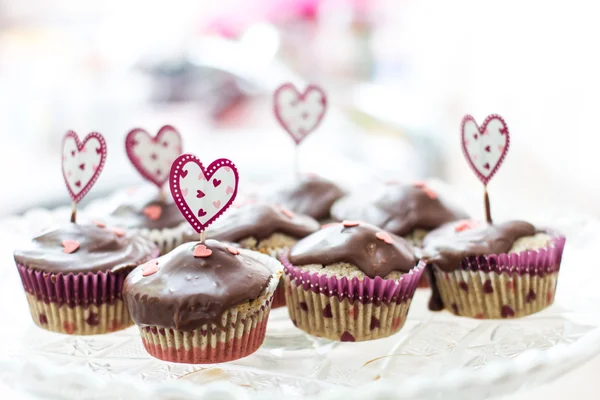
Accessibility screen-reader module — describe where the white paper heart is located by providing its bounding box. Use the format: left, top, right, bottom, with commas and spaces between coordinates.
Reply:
273, 82, 327, 144
461, 114, 510, 185
125, 125, 182, 187
61, 131, 107, 203
169, 154, 239, 233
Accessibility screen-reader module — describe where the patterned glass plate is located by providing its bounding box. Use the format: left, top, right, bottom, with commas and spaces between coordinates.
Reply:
1, 196, 600, 400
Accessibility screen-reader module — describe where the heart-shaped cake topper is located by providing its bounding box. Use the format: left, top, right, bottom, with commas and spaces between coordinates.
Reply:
125, 125, 183, 187
169, 154, 239, 233
62, 131, 107, 204
273, 82, 327, 145
461, 114, 510, 185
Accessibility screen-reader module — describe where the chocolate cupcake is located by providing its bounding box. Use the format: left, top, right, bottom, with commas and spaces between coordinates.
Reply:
14, 223, 158, 335
107, 186, 189, 255
422, 220, 565, 319
202, 203, 320, 308
262, 174, 344, 222
123, 240, 282, 364
280, 221, 425, 342
331, 181, 467, 247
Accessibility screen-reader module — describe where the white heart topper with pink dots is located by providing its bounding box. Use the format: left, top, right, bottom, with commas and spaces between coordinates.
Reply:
273, 83, 327, 145
169, 154, 239, 233
62, 131, 107, 203
461, 114, 510, 185
125, 125, 182, 187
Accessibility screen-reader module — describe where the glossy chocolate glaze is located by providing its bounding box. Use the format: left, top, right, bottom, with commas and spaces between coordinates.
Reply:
109, 187, 185, 230
421, 220, 536, 310
123, 240, 272, 331
331, 183, 467, 236
289, 222, 417, 278
264, 175, 344, 221
13, 223, 157, 274
207, 203, 320, 243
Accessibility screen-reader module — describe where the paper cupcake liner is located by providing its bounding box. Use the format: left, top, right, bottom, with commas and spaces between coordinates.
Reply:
138, 222, 192, 255
16, 250, 157, 335
140, 301, 272, 364
432, 233, 565, 319
133, 248, 283, 363
280, 253, 425, 342
25, 293, 132, 335
271, 281, 287, 309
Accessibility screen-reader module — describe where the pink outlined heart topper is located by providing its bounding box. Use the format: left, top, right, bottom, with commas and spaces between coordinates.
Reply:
169, 154, 239, 233
461, 114, 510, 185
62, 131, 107, 203
273, 82, 327, 145
125, 125, 183, 187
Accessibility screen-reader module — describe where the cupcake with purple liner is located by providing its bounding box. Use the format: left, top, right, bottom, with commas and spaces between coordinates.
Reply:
262, 174, 345, 222
422, 220, 565, 319
185, 203, 320, 308
108, 185, 189, 255
280, 221, 425, 342
123, 240, 282, 364
331, 181, 467, 247
14, 222, 158, 335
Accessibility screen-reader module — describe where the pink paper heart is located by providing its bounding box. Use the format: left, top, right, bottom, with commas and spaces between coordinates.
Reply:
170, 154, 239, 233
193, 244, 212, 258
273, 83, 327, 145
62, 239, 80, 254
143, 205, 162, 221
125, 125, 182, 188
461, 115, 510, 185
62, 131, 107, 203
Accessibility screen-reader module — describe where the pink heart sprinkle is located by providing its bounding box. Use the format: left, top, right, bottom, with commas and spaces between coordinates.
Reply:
193, 244, 212, 258
182, 188, 188, 197
143, 205, 162, 221
279, 207, 295, 219
226, 246, 240, 255
213, 200, 221, 209
375, 231, 393, 244
455, 220, 478, 232
321, 223, 338, 229
62, 240, 80, 254
93, 220, 106, 228
343, 220, 360, 227
226, 186, 234, 195
412, 181, 426, 188
112, 228, 125, 237
141, 259, 159, 277
423, 187, 438, 200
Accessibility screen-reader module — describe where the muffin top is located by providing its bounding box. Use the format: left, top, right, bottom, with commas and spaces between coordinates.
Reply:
123, 240, 273, 331
13, 223, 157, 274
331, 182, 467, 236
109, 187, 185, 230
206, 203, 320, 243
422, 220, 550, 271
263, 175, 344, 220
289, 221, 417, 279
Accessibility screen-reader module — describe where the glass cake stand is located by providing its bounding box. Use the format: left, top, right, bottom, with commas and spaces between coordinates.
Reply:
1, 197, 599, 400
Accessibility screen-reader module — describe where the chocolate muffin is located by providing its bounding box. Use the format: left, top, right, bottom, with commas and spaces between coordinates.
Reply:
14, 222, 158, 335
123, 240, 282, 363
280, 221, 425, 342
422, 220, 565, 319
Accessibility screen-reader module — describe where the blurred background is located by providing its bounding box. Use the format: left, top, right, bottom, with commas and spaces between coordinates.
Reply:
0, 0, 597, 220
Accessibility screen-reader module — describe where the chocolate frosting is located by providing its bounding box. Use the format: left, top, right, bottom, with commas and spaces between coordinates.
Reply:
331, 183, 467, 236
289, 222, 417, 278
207, 203, 320, 242
263, 175, 344, 221
421, 220, 536, 311
109, 187, 185, 230
13, 223, 157, 274
123, 240, 273, 331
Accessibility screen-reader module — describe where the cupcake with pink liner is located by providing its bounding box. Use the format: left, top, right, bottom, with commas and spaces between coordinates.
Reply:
124, 152, 283, 363
108, 126, 189, 255
123, 240, 281, 363
281, 220, 425, 342
422, 220, 565, 318
421, 114, 566, 318
13, 131, 158, 335
203, 202, 320, 308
